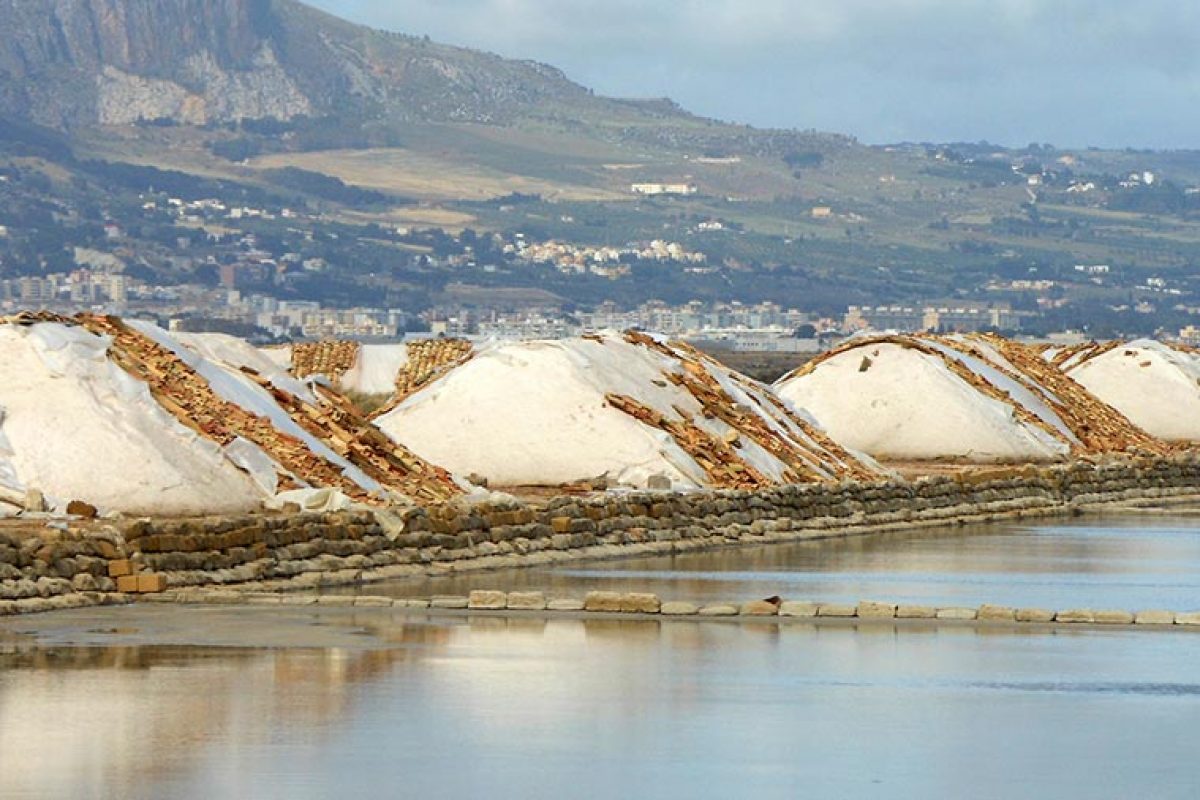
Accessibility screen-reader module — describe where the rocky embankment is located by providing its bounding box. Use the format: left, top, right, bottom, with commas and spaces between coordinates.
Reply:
2, 456, 1200, 617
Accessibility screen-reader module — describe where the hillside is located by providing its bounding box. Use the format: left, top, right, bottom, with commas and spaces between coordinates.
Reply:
3, 0, 1200, 335
0, 0, 592, 127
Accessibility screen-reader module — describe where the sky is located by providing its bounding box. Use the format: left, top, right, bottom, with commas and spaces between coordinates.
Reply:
308, 0, 1200, 150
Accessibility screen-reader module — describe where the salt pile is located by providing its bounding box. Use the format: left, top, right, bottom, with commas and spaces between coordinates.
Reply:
280, 339, 475, 402
0, 314, 462, 517
374, 330, 880, 490
0, 317, 261, 516
775, 334, 1163, 463
1052, 340, 1200, 441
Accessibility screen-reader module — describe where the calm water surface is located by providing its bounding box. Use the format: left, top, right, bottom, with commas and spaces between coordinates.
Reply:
349, 514, 1200, 610
1, 615, 1198, 799
2, 515, 1199, 799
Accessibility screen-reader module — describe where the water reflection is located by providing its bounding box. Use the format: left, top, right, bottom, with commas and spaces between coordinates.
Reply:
2, 613, 1199, 799
338, 516, 1200, 610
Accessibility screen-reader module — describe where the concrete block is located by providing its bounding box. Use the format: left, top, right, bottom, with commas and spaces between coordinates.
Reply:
506, 592, 547, 611
115, 575, 139, 594
547, 598, 585, 612
1174, 611, 1200, 626
817, 603, 858, 618
1135, 610, 1176, 625
135, 573, 168, 594
779, 601, 818, 618
430, 596, 469, 609
978, 604, 1016, 622
584, 591, 624, 613
107, 559, 134, 579
468, 590, 507, 610
857, 600, 897, 619
315, 595, 356, 607
354, 596, 395, 608
619, 593, 661, 614
1055, 609, 1095, 624
661, 601, 699, 616
1015, 608, 1056, 623
741, 600, 780, 617
698, 604, 739, 617
896, 605, 937, 619
1093, 609, 1135, 625
936, 607, 978, 621
279, 595, 319, 606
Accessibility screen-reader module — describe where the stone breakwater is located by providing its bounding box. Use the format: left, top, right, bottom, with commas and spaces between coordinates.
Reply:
2, 455, 1200, 618
132, 589, 1200, 632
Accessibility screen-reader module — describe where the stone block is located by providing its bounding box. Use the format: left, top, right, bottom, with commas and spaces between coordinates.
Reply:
698, 604, 739, 617
896, 605, 937, 619
584, 591, 624, 613
1093, 609, 1135, 625
857, 600, 897, 619
661, 601, 698, 616
1015, 608, 1055, 623
647, 474, 673, 491
779, 601, 818, 618
619, 593, 661, 614
23, 489, 46, 513
936, 607, 978, 621
547, 598, 585, 612
507, 592, 547, 611
279, 595, 319, 606
551, 517, 573, 534
430, 596, 469, 609
468, 590, 507, 610
978, 604, 1016, 622
1135, 610, 1176, 625
817, 603, 858, 618
107, 559, 135, 578
354, 596, 395, 608
1174, 611, 1200, 626
66, 500, 98, 519
1055, 609, 1095, 624
741, 600, 780, 617
315, 595, 356, 607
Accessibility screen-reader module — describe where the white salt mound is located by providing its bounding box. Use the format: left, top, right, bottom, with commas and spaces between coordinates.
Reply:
0, 323, 263, 515
775, 341, 1070, 462
340, 344, 409, 395
1064, 340, 1200, 441
0, 321, 418, 516
259, 344, 293, 370
375, 333, 870, 489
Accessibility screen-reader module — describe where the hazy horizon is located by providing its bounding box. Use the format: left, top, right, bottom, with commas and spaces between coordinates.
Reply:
310, 0, 1200, 151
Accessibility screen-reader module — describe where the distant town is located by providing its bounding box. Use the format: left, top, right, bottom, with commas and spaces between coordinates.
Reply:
5, 150, 1200, 352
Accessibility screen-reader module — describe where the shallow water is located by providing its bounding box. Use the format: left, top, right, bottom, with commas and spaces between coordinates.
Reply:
4, 514, 1200, 799
1, 615, 1198, 799
349, 514, 1200, 610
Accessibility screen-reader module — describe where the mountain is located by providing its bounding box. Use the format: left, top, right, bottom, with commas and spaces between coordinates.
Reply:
4, 0, 1200, 337
0, 0, 673, 129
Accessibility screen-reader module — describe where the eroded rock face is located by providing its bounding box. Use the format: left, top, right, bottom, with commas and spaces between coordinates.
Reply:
0, 0, 596, 129
96, 45, 311, 125
0, 0, 294, 126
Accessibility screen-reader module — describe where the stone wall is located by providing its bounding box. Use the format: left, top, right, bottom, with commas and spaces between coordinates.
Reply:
3, 455, 1200, 614
129, 455, 1200, 593
0, 525, 129, 613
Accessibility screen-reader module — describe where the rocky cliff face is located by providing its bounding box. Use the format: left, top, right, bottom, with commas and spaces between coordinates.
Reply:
0, 0, 293, 125
0, 0, 601, 129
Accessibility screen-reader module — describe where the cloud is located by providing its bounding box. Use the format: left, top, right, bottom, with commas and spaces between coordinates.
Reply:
308, 0, 1200, 148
